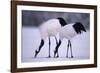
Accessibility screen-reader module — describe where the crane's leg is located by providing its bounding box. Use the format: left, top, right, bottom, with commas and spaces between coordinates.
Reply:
54, 37, 58, 57
69, 40, 73, 58
54, 37, 58, 58
55, 37, 58, 45
34, 39, 44, 58
54, 40, 61, 58
48, 37, 51, 58
66, 40, 70, 58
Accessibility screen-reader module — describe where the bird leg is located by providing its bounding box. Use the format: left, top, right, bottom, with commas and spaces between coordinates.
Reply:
66, 40, 70, 58
34, 39, 44, 58
48, 37, 51, 58
55, 37, 58, 45
69, 40, 73, 58
54, 40, 61, 58
54, 37, 58, 58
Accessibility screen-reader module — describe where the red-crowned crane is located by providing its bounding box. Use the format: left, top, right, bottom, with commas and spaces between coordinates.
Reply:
54, 22, 86, 58
34, 18, 67, 58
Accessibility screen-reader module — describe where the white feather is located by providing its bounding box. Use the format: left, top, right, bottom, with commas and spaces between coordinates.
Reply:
59, 23, 77, 40
39, 19, 61, 40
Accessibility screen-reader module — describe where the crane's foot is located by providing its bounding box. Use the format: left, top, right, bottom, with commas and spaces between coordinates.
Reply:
54, 54, 59, 58
71, 56, 74, 58
66, 55, 68, 58
34, 50, 38, 58
54, 55, 56, 58
55, 56, 59, 58
48, 55, 51, 58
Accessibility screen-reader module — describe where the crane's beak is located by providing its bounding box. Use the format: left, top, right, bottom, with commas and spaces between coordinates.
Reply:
83, 27, 86, 32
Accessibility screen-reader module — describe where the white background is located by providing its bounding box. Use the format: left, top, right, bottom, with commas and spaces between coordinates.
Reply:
0, 0, 99, 73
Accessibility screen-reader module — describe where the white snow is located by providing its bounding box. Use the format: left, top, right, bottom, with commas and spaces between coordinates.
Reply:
22, 27, 90, 62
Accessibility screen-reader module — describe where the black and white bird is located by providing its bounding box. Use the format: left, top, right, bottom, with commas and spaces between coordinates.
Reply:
34, 18, 67, 58
34, 17, 86, 58
54, 21, 86, 58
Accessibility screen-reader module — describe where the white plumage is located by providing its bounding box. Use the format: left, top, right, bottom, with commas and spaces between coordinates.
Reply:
59, 23, 77, 40
39, 19, 61, 40
34, 18, 62, 58
54, 22, 86, 58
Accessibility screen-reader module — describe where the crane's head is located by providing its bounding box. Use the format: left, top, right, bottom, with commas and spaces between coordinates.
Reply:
73, 22, 86, 34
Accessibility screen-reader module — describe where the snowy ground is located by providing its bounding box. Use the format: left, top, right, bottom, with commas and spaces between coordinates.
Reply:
21, 27, 90, 63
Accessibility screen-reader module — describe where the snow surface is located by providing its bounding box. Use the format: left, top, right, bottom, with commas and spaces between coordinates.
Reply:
21, 27, 90, 62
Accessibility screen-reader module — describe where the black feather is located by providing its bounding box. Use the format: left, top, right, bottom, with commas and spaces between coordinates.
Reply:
57, 17, 67, 26
73, 22, 86, 34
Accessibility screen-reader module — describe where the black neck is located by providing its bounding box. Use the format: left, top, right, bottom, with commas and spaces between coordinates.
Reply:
57, 17, 67, 26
